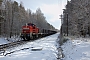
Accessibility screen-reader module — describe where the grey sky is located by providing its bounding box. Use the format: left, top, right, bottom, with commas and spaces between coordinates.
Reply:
14, 0, 69, 29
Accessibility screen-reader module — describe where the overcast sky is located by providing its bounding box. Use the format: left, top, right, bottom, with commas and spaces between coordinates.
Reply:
14, 0, 70, 30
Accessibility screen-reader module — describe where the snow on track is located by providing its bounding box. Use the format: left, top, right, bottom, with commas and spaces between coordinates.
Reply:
0, 33, 59, 60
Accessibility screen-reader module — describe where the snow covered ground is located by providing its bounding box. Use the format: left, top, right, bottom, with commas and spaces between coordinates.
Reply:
61, 37, 90, 60
0, 33, 60, 60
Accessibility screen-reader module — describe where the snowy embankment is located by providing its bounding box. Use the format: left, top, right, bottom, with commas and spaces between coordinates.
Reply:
0, 38, 10, 45
0, 36, 21, 45
61, 37, 90, 60
0, 33, 60, 60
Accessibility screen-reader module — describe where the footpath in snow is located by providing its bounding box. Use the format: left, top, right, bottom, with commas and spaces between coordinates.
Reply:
0, 33, 60, 60
61, 37, 90, 60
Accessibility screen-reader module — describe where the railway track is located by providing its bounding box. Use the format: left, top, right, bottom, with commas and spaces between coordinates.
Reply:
0, 36, 42, 52
0, 36, 45, 55
0, 40, 28, 54
0, 38, 44, 56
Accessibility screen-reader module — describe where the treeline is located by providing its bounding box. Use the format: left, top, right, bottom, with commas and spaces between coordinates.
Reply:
61, 0, 90, 37
0, 0, 55, 38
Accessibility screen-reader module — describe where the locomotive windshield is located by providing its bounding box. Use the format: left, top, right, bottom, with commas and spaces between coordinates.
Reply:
28, 23, 35, 26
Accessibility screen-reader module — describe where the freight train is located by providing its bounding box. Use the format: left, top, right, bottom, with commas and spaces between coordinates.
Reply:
20, 23, 57, 40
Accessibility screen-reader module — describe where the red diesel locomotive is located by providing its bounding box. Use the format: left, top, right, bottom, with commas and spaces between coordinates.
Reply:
20, 23, 39, 40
